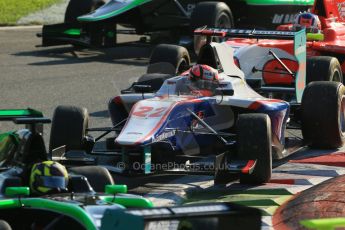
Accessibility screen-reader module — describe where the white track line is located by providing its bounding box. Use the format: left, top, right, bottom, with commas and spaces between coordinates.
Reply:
0, 25, 42, 30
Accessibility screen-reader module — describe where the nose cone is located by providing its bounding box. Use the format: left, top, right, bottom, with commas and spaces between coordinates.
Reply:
115, 100, 174, 146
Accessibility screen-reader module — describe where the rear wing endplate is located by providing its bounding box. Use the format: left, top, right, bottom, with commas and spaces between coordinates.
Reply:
101, 202, 261, 230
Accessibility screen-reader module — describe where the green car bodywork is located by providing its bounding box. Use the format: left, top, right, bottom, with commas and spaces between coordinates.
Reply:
0, 109, 44, 163
77, 0, 314, 22
0, 185, 153, 230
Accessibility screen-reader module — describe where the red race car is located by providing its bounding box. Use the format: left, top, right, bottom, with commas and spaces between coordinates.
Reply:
278, 0, 345, 73
223, 0, 345, 86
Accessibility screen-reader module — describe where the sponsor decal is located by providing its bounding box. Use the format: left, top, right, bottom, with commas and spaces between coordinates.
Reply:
272, 13, 298, 24
153, 130, 176, 143
126, 132, 142, 135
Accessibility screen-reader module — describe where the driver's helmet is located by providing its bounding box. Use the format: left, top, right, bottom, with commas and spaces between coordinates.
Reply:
293, 12, 321, 33
30, 161, 69, 195
188, 64, 219, 96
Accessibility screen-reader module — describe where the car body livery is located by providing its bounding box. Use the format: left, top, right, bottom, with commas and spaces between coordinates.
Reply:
49, 28, 341, 186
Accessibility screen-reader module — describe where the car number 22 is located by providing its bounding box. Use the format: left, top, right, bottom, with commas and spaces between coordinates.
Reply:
132, 106, 168, 118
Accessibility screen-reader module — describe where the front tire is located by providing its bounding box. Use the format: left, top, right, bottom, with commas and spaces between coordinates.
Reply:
237, 114, 272, 184
301, 81, 345, 148
148, 44, 190, 75
190, 2, 233, 41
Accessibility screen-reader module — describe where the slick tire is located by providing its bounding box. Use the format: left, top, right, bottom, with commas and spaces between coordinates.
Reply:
301, 81, 345, 148
136, 73, 173, 92
237, 114, 272, 184
49, 105, 89, 152
69, 166, 114, 192
306, 56, 343, 84
148, 44, 191, 75
64, 0, 106, 23
190, 2, 233, 40
0, 220, 11, 230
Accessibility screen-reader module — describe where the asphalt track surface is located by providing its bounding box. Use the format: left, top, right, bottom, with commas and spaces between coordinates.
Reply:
2, 27, 345, 229
0, 26, 179, 189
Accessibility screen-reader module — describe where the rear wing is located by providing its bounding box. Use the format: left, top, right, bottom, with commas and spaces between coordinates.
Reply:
101, 202, 261, 230
0, 109, 50, 132
0, 108, 43, 121
194, 27, 296, 40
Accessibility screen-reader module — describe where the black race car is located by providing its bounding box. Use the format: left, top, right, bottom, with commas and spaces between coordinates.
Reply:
37, 0, 313, 48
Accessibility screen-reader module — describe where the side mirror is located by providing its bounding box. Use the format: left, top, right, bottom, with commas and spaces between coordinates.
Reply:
133, 84, 152, 93
5, 187, 30, 197
105, 185, 127, 195
215, 88, 234, 96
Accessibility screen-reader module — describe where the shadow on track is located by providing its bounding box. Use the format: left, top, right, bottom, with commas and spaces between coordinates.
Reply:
13, 45, 153, 66
89, 110, 109, 118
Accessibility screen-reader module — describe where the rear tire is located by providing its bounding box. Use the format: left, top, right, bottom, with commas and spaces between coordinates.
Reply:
301, 81, 345, 148
237, 114, 272, 184
148, 44, 190, 75
69, 166, 114, 192
64, 0, 105, 23
49, 105, 88, 152
0, 220, 12, 230
190, 2, 233, 42
306, 56, 343, 84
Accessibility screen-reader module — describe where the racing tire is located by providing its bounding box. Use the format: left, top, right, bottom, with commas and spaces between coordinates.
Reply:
237, 114, 272, 184
64, 0, 106, 23
69, 166, 114, 192
0, 220, 11, 230
49, 105, 89, 152
190, 2, 233, 40
306, 56, 343, 84
148, 44, 191, 75
136, 73, 172, 92
301, 81, 345, 148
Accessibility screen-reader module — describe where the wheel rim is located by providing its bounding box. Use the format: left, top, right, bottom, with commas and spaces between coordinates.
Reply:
332, 70, 342, 82
340, 96, 345, 134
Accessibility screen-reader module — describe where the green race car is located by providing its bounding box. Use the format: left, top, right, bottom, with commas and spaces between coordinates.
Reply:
0, 109, 262, 230
37, 0, 314, 48
0, 187, 261, 230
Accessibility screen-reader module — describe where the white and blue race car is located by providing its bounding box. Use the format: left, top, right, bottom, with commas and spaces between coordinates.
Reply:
49, 29, 345, 185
